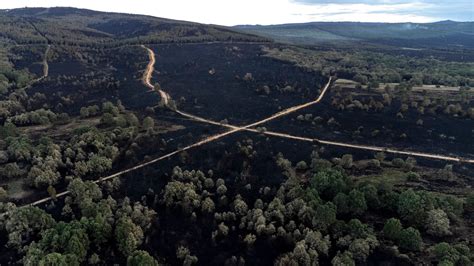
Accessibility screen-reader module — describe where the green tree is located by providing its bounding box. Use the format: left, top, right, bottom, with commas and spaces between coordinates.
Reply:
35, 221, 90, 262
0, 187, 7, 202
348, 239, 370, 262
312, 202, 337, 232
399, 227, 422, 251
127, 250, 159, 266
465, 193, 474, 214
176, 246, 198, 265
311, 169, 348, 200
102, 101, 119, 115
348, 189, 367, 215
0, 122, 18, 138
38, 253, 79, 266
333, 193, 349, 215
126, 113, 140, 127
142, 117, 155, 130
86, 214, 112, 246
115, 218, 144, 256
100, 113, 115, 127
397, 189, 427, 226
331, 251, 355, 266
360, 184, 380, 210
383, 218, 402, 241
426, 209, 451, 237
80, 107, 90, 118
4, 206, 56, 250
67, 179, 103, 207
347, 219, 371, 239
340, 154, 353, 169
87, 155, 112, 174
432, 242, 472, 265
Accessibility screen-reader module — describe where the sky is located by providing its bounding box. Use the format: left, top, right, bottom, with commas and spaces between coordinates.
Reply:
0, 0, 472, 26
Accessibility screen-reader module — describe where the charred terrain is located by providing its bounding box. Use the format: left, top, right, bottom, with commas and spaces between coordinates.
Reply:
0, 7, 473, 266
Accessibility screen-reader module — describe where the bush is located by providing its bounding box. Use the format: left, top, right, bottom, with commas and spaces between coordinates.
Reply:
348, 189, 367, 216
399, 227, 422, 251
0, 187, 7, 202
397, 189, 427, 226
340, 154, 353, 169
383, 218, 402, 241
142, 117, 155, 130
295, 161, 308, 171
392, 158, 405, 168
127, 250, 159, 266
431, 242, 471, 265
331, 251, 355, 266
426, 209, 451, 237
311, 169, 348, 200
406, 172, 420, 182
465, 193, 474, 213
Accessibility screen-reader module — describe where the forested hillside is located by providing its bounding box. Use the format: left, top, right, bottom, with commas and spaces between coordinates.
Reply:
235, 21, 474, 49
1, 7, 268, 46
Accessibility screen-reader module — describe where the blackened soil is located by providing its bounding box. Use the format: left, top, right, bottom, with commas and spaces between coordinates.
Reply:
264, 90, 474, 161
151, 43, 326, 124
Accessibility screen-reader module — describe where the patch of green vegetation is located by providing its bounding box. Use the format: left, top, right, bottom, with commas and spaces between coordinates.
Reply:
354, 168, 407, 187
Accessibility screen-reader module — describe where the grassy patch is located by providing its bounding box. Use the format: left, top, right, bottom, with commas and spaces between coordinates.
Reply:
353, 168, 407, 186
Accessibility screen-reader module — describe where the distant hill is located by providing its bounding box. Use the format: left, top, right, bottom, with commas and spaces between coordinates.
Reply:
235, 21, 474, 49
0, 7, 268, 46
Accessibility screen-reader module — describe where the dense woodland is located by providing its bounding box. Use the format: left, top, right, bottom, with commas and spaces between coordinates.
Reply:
1, 148, 473, 265
0, 8, 268, 47
0, 7, 473, 266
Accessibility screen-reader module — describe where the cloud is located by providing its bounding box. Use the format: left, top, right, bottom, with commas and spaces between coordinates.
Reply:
292, 0, 460, 4
290, 0, 473, 22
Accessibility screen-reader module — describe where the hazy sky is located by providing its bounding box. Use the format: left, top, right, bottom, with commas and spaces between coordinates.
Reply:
1, 0, 472, 25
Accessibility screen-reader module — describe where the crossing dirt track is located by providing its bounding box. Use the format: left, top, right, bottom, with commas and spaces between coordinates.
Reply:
23, 44, 474, 207
141, 46, 474, 164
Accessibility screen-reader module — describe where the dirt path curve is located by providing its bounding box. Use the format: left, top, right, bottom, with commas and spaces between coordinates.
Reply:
19, 44, 50, 90
142, 44, 332, 135
141, 45, 170, 106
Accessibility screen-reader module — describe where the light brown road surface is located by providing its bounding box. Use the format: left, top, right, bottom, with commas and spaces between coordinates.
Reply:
22, 44, 50, 89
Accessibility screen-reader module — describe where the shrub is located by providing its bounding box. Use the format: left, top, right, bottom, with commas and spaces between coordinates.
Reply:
426, 209, 451, 237
295, 161, 308, 171
397, 189, 427, 226
406, 172, 420, 182
399, 227, 422, 251
348, 189, 367, 215
311, 169, 348, 200
383, 218, 402, 241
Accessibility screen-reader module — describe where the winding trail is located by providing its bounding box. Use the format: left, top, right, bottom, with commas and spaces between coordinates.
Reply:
16, 44, 473, 208
20, 44, 50, 89
142, 45, 170, 106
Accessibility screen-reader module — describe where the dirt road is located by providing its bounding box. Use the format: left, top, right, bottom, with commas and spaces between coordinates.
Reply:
142, 45, 474, 164
26, 48, 332, 207
21, 45, 473, 207
19, 44, 50, 90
